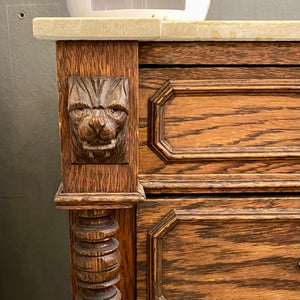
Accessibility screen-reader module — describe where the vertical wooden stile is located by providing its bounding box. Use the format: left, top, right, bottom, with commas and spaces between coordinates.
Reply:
56, 41, 139, 300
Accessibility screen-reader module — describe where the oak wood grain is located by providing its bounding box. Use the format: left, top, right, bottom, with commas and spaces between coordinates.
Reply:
55, 41, 300, 300
161, 211, 300, 300
149, 79, 300, 163
56, 41, 139, 300
139, 66, 300, 192
112, 208, 136, 300
136, 196, 300, 300
139, 42, 300, 65
73, 210, 121, 300
56, 41, 138, 193
55, 182, 145, 210
70, 211, 78, 299
70, 208, 136, 300
139, 174, 300, 194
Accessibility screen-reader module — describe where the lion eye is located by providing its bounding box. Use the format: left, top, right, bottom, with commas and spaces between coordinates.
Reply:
110, 107, 119, 114
69, 103, 89, 115
108, 105, 127, 118
74, 108, 86, 114
72, 107, 89, 118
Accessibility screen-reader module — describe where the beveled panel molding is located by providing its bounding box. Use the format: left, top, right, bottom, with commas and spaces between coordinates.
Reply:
148, 79, 300, 164
147, 208, 300, 300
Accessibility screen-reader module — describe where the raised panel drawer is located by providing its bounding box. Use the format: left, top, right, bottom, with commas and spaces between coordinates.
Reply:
148, 79, 300, 163
139, 66, 300, 193
136, 196, 300, 300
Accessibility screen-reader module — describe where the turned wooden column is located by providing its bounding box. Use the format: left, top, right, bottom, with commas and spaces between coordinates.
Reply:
54, 41, 143, 300
73, 210, 121, 300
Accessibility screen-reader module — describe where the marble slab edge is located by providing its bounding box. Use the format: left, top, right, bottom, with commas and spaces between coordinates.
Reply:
162, 20, 300, 41
33, 18, 300, 41
33, 17, 162, 41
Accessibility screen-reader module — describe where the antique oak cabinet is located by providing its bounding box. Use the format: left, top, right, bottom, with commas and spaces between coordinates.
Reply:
33, 19, 300, 300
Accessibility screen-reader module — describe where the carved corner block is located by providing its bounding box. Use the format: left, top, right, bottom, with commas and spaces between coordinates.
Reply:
68, 76, 129, 164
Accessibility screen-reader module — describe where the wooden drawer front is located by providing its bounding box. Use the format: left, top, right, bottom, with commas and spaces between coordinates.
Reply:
152, 211, 300, 300
149, 79, 300, 163
139, 67, 300, 193
136, 197, 300, 300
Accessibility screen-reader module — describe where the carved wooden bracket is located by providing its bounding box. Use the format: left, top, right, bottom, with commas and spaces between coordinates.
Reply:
68, 76, 129, 164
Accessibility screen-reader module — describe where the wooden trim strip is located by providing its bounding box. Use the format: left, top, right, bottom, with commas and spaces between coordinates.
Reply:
139, 42, 300, 65
55, 182, 145, 210
139, 174, 300, 194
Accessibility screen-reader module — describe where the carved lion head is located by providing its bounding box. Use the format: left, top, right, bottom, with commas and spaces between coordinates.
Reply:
68, 76, 129, 164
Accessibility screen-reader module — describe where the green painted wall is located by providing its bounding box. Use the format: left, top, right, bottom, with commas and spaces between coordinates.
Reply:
0, 1, 299, 299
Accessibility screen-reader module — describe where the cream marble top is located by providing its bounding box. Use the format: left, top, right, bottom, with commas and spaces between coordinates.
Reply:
33, 18, 300, 41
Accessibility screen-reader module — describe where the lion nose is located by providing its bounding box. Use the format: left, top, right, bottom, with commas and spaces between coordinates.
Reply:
89, 110, 105, 134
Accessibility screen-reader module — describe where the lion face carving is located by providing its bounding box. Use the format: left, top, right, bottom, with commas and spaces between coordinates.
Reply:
68, 76, 129, 164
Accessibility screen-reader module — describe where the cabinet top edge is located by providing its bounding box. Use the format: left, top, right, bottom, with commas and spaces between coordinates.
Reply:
33, 18, 300, 41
